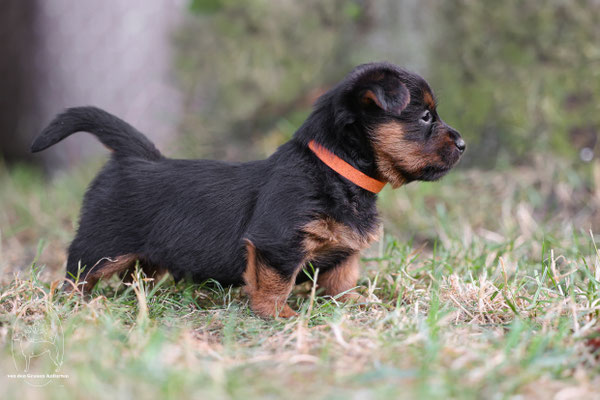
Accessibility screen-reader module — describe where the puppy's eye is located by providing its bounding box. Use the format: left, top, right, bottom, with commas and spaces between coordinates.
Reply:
420, 111, 431, 123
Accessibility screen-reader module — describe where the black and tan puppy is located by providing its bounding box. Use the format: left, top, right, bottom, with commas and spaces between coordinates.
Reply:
31, 62, 464, 318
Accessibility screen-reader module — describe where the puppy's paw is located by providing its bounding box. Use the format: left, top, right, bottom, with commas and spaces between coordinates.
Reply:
276, 304, 299, 319
250, 300, 298, 319
337, 292, 368, 307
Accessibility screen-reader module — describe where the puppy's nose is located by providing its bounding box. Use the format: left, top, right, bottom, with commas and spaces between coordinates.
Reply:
447, 127, 465, 153
455, 138, 466, 152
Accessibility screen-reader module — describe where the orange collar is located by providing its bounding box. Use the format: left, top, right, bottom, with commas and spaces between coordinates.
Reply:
308, 140, 386, 194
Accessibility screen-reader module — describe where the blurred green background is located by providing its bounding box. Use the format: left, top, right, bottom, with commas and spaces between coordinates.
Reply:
2, 0, 598, 168
174, 0, 600, 168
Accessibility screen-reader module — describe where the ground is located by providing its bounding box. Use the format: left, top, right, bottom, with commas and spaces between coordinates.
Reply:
1, 157, 599, 399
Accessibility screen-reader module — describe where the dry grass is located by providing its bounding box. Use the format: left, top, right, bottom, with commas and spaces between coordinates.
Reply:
1, 159, 600, 399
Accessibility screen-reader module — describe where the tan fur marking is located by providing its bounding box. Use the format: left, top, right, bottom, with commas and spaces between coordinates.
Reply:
82, 254, 139, 292
361, 89, 384, 109
243, 241, 299, 318
318, 253, 365, 302
423, 91, 436, 109
371, 121, 442, 188
302, 217, 380, 259
120, 263, 168, 285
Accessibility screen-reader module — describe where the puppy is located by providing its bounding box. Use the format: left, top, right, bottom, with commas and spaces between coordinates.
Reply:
31, 62, 465, 318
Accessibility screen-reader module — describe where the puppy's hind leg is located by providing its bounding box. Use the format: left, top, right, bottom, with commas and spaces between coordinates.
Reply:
243, 241, 301, 319
75, 254, 140, 293
120, 262, 169, 287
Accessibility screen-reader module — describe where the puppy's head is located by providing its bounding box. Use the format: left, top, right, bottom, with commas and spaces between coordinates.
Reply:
336, 62, 465, 188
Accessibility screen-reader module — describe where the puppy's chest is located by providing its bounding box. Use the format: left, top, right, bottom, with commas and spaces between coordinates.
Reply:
301, 216, 381, 260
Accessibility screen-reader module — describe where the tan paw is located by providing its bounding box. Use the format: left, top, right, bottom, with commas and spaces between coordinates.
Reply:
337, 292, 368, 305
276, 304, 299, 319
250, 301, 298, 319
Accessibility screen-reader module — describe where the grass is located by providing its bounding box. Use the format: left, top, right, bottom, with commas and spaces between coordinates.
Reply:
1, 157, 600, 399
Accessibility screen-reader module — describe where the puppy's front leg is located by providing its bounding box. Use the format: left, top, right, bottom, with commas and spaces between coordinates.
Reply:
317, 253, 366, 303
243, 241, 300, 318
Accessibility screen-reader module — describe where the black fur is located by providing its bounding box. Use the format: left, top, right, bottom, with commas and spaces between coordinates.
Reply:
31, 62, 464, 298
32, 107, 161, 160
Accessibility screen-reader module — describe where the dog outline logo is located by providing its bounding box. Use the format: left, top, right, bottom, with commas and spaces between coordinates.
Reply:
10, 302, 65, 387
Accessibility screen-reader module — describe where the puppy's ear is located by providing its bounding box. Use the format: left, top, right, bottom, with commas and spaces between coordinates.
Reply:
356, 73, 410, 115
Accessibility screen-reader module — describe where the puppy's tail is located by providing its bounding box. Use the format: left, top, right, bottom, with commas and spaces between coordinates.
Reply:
31, 106, 162, 161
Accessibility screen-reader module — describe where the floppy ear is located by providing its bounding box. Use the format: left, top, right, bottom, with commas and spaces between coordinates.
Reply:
357, 74, 411, 115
